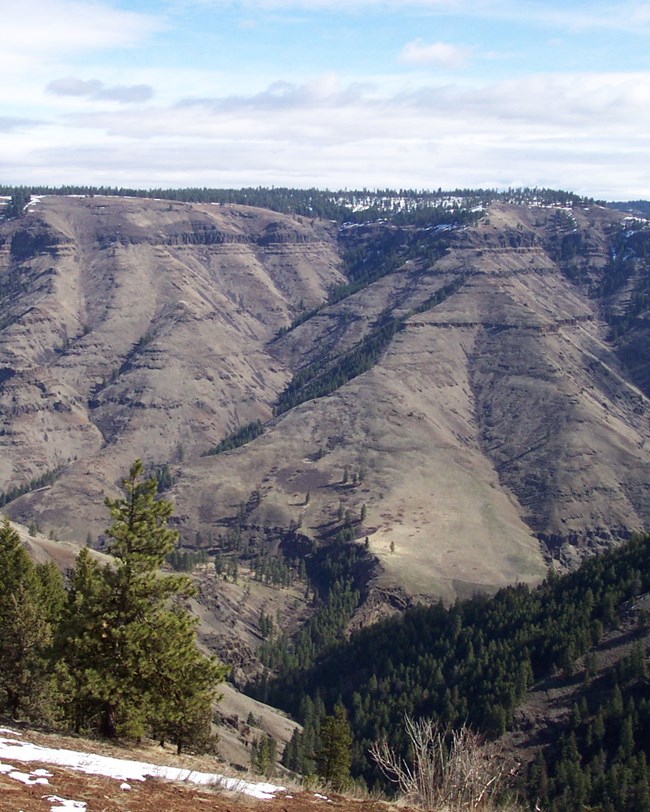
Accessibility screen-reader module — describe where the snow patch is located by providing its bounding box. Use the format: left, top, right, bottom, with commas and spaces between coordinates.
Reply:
0, 730, 284, 800
6, 768, 50, 785
46, 796, 87, 811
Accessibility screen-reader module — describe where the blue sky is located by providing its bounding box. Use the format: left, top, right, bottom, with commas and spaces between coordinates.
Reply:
3, 0, 650, 199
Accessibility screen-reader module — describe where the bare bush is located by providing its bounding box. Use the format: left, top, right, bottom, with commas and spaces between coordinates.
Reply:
369, 716, 516, 811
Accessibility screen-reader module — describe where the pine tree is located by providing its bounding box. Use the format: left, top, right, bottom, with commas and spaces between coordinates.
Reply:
252, 734, 278, 776
1, 586, 52, 719
5, 189, 30, 219
282, 728, 304, 773
315, 703, 353, 789
148, 604, 227, 754
35, 561, 67, 625
59, 461, 227, 744
56, 547, 107, 732
0, 519, 62, 721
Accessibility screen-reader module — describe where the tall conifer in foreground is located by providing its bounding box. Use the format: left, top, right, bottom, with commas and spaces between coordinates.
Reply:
59, 460, 227, 747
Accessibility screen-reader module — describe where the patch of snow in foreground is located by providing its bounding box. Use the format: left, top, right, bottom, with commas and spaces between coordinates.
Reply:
0, 732, 284, 800
47, 796, 87, 812
7, 768, 49, 785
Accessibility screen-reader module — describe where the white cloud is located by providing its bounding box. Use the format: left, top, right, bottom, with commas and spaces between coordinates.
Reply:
0, 0, 163, 72
177, 74, 373, 113
399, 39, 472, 68
0, 117, 45, 133
46, 78, 154, 104
513, 0, 650, 33
3, 70, 643, 199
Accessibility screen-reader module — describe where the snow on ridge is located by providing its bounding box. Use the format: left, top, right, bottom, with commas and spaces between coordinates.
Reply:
0, 731, 285, 800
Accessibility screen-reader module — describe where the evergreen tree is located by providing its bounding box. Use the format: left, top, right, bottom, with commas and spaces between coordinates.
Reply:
252, 734, 278, 776
35, 561, 67, 627
5, 189, 30, 219
56, 547, 107, 732
148, 604, 227, 754
59, 461, 227, 744
315, 703, 353, 789
282, 728, 304, 773
1, 586, 52, 719
0, 519, 62, 721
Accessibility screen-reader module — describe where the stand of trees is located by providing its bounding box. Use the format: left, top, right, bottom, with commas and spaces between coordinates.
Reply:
0, 461, 227, 753
528, 641, 650, 812
0, 184, 593, 225
251, 533, 650, 806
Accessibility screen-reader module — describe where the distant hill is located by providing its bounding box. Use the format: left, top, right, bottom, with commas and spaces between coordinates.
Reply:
608, 200, 650, 217
0, 190, 649, 628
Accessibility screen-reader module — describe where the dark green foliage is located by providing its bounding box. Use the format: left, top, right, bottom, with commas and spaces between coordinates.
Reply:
256, 575, 361, 679
251, 734, 278, 776
278, 221, 458, 343
0, 519, 66, 722
57, 460, 228, 744
315, 703, 353, 789
166, 548, 207, 571
609, 201, 650, 217
259, 608, 274, 639
147, 603, 225, 755
4, 188, 31, 219
528, 643, 650, 812
274, 318, 399, 415
600, 229, 639, 297
252, 553, 294, 587
600, 225, 650, 346
246, 710, 261, 726
153, 463, 175, 493
410, 274, 468, 315
280, 697, 326, 777
281, 727, 304, 773
252, 534, 650, 791
0, 461, 230, 751
202, 420, 264, 457
252, 543, 367, 698
274, 226, 473, 414
0, 184, 594, 224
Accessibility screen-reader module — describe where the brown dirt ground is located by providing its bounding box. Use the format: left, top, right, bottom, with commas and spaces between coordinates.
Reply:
0, 766, 391, 812
0, 727, 397, 812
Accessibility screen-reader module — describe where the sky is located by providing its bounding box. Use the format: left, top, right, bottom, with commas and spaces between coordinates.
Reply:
2, 0, 650, 199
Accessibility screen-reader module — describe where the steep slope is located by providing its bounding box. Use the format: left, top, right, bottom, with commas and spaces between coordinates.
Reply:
0, 195, 342, 540
1, 194, 649, 611
172, 202, 650, 601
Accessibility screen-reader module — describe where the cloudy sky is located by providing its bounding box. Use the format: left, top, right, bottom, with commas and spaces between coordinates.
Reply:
3, 0, 650, 199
